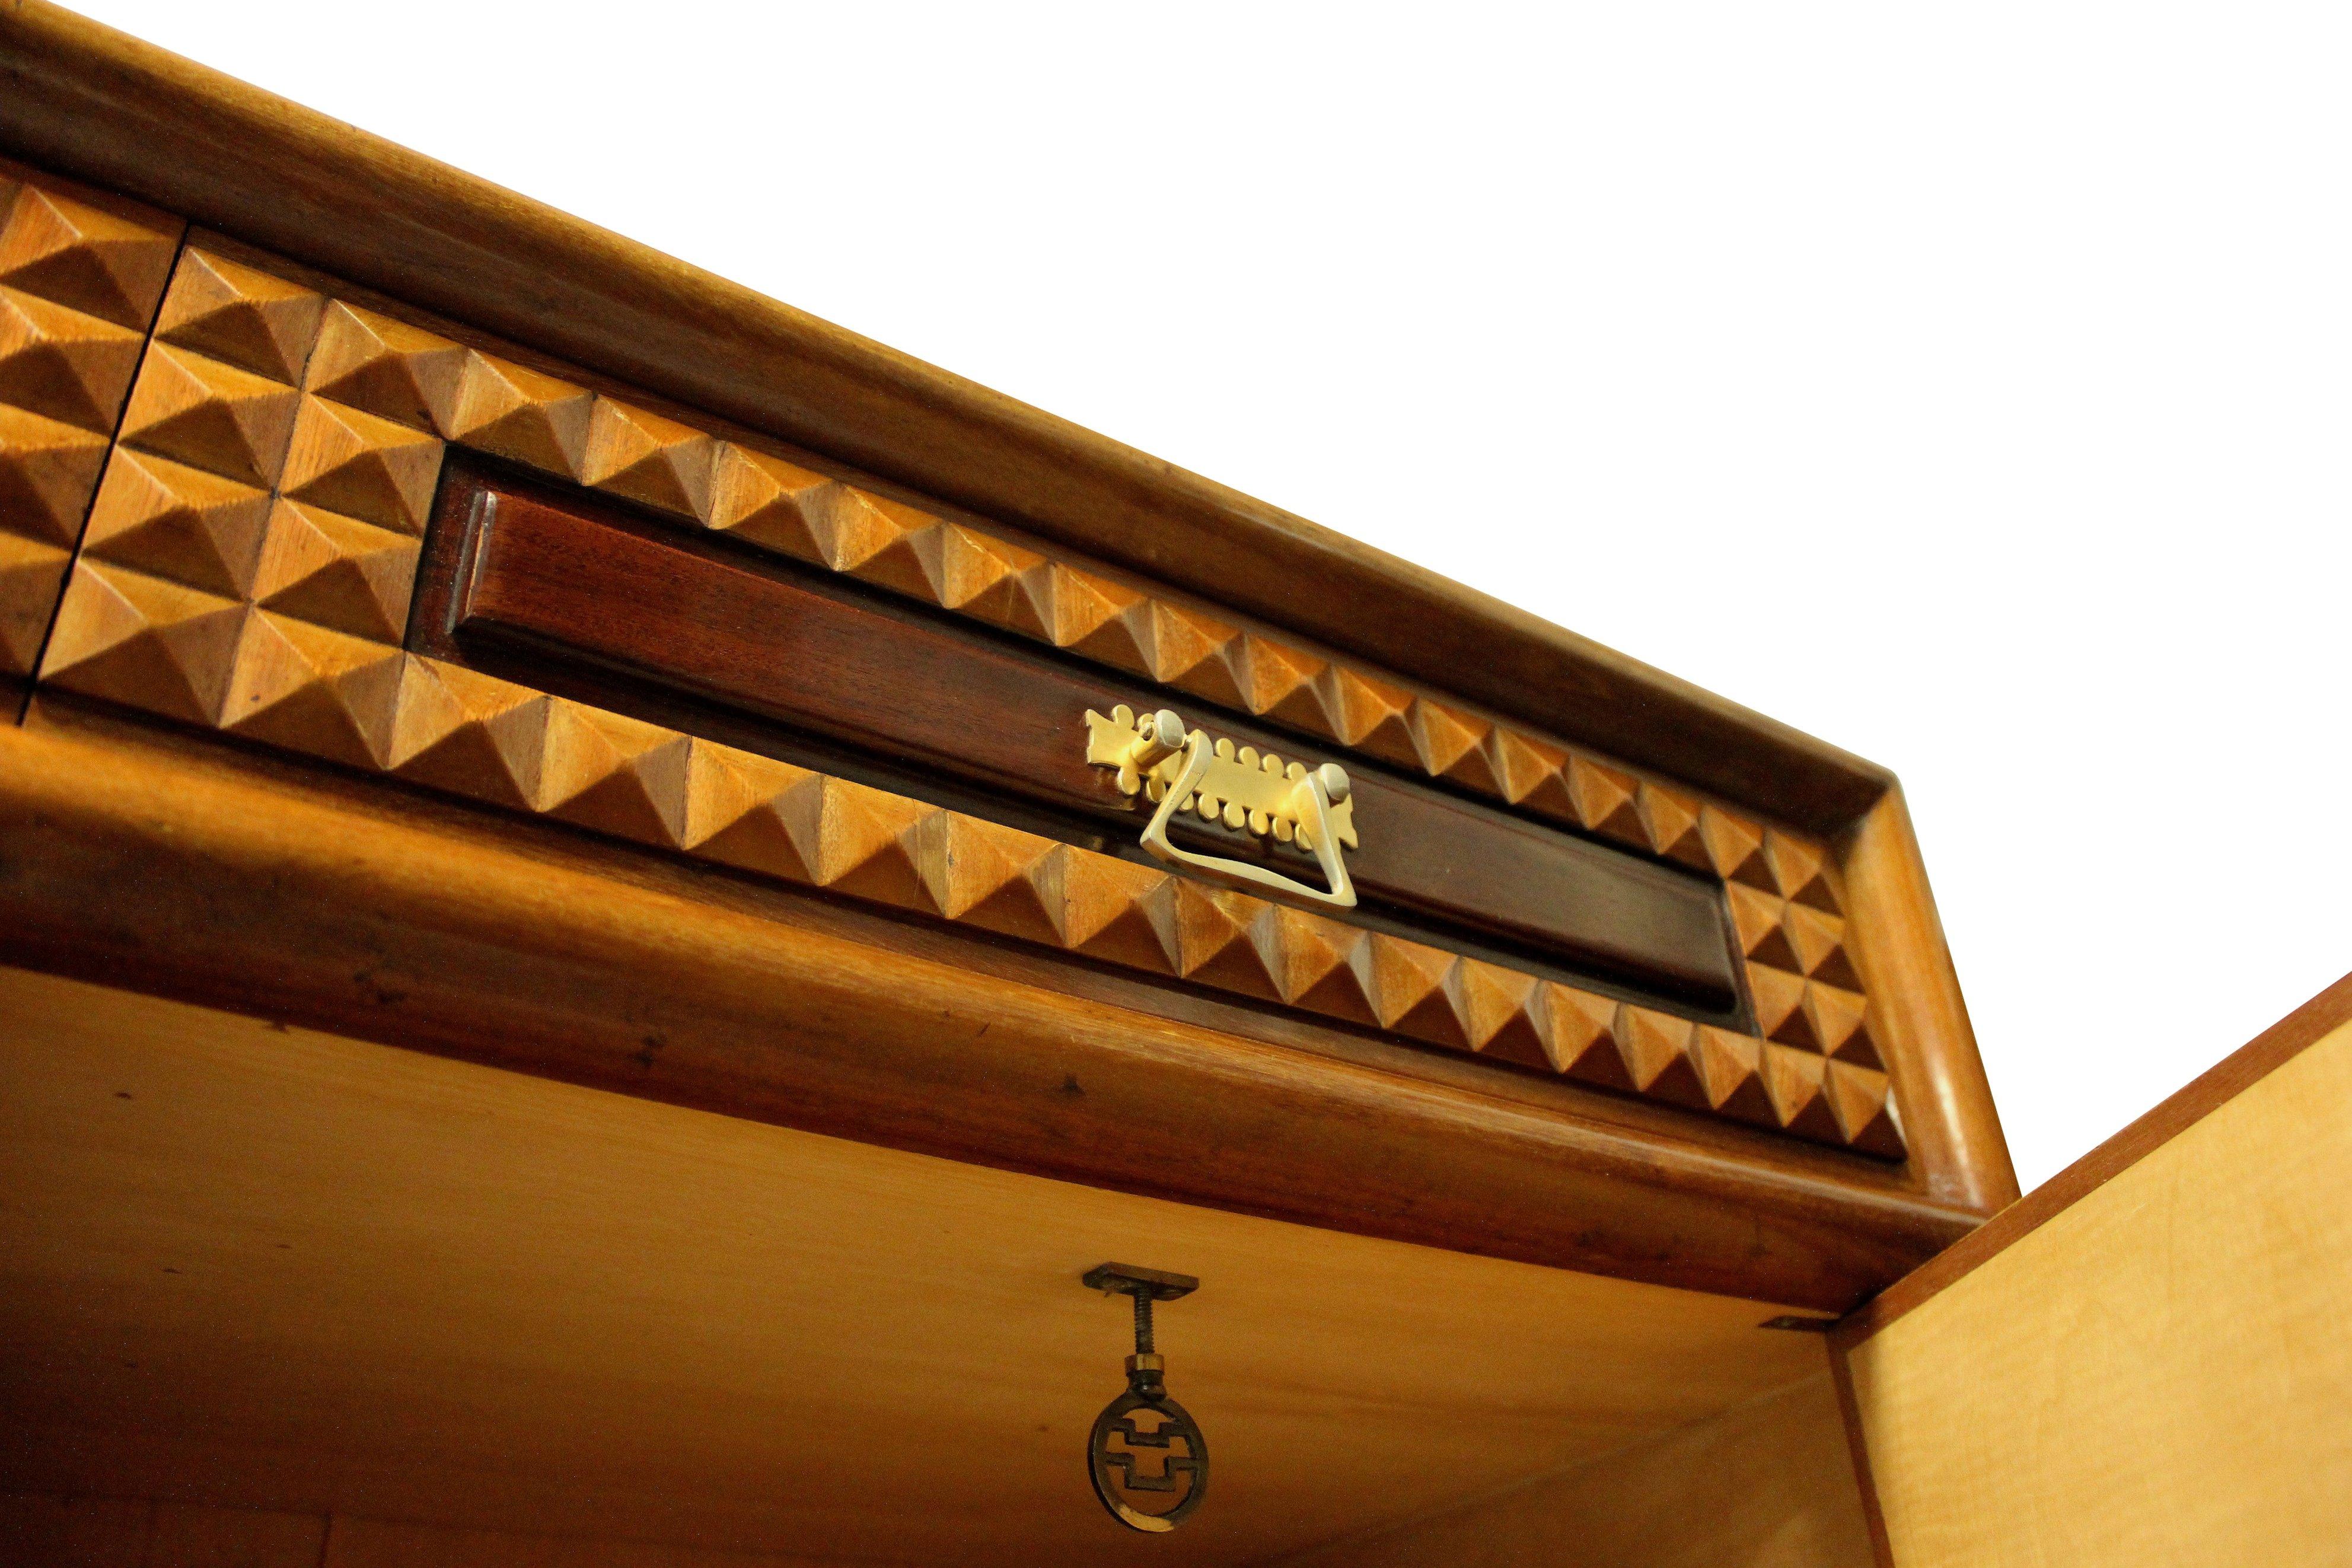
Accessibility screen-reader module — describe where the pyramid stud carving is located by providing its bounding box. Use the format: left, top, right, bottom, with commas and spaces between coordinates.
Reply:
705, 444, 838, 565
219, 611, 407, 770
1566, 754, 1646, 845
1169, 881, 1284, 1002
533, 700, 700, 848
1782, 903, 1862, 990
0, 529, 71, 674
983, 557, 1067, 645
1636, 781, 1709, 868
1547, 986, 1624, 1086
40, 559, 250, 724
1248, 904, 1374, 1022
1727, 884, 1801, 972
1761, 1044, 1844, 1144
1445, 959, 1546, 1066
1368, 935, 1469, 1048
250, 499, 421, 643
385, 657, 559, 811
153, 250, 326, 385
1319, 664, 1416, 764
80, 451, 275, 598
1694, 1027, 1776, 1126
0, 402, 110, 546
433, 352, 592, 477
1802, 982, 1879, 1067
1057, 851, 1180, 974
793, 776, 947, 914
582, 398, 717, 522
933, 817, 1067, 947
678, 744, 823, 884
1413, 700, 1498, 795
119, 344, 302, 488
1824, 1062, 1904, 1156
840, 510, 952, 605
1747, 963, 1812, 1049
303, 302, 469, 432
931, 524, 1042, 620
1238, 634, 1328, 732
1763, 829, 1840, 913
1062, 585, 1159, 680
1613, 1006, 1707, 1108
1145, 603, 1248, 711
0, 285, 146, 431
0, 177, 179, 330
1490, 728, 1575, 819
280, 396, 443, 534
1697, 805, 1771, 888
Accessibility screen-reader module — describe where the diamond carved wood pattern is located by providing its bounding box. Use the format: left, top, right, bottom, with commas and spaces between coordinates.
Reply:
0, 158, 183, 678
32, 233, 1901, 1159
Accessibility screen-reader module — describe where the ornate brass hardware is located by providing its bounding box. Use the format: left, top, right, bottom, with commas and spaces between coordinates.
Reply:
1083, 705, 1358, 908
1083, 1263, 1208, 1533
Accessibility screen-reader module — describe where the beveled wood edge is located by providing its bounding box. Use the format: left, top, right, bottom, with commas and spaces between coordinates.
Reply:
0, 713, 1978, 1310
1832, 966, 2352, 1346
1825, 1339, 1899, 1568
0, 1, 1891, 832
1836, 790, 2016, 1215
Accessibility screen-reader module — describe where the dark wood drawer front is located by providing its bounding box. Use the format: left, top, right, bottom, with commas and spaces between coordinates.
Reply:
437, 464, 1741, 1014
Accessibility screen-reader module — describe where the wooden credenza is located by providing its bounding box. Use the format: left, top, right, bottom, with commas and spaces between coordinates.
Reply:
4, 8, 2333, 1567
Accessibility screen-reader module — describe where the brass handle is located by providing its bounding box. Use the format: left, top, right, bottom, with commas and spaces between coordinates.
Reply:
1085, 706, 1357, 909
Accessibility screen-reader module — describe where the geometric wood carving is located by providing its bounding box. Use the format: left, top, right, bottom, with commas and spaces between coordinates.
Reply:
31, 233, 1901, 1158
0, 158, 183, 678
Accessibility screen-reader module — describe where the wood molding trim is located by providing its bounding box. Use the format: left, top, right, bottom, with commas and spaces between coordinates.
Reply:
0, 1, 1891, 833
1835, 966, 2352, 1344
0, 713, 1977, 1310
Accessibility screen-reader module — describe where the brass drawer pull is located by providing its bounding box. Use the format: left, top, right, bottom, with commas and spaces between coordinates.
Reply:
1085, 706, 1357, 908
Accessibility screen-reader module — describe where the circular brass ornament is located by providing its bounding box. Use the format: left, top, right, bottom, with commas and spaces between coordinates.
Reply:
1088, 1388, 1209, 1532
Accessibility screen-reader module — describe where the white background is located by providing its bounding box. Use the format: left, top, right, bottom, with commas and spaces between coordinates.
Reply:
73, 2, 2352, 1191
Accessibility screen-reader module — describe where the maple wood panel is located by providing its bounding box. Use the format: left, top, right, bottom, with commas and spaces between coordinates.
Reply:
1273, 1371, 1872, 1568
1841, 1013, 2352, 1566
0, 965, 1849, 1563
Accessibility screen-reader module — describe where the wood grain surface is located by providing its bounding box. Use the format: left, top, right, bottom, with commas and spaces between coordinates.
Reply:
0, 709, 1975, 1309
1269, 1368, 1873, 1568
1840, 1014, 2352, 1565
0, 1, 1891, 832
0, 966, 1842, 1565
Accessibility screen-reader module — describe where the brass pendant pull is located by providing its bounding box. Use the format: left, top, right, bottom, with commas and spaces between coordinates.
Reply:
1083, 706, 1357, 909
1082, 1263, 1209, 1532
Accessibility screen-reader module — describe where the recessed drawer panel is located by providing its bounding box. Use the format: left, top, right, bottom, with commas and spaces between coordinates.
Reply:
438, 460, 1740, 1016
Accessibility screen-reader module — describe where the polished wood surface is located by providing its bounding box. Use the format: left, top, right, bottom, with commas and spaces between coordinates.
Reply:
0, 1, 1891, 833
1273, 1369, 1873, 1568
1833, 790, 2016, 1214
0, 967, 1842, 1564
0, 710, 1974, 1308
1838, 1011, 2352, 1566
446, 464, 1739, 1009
1841, 968, 2352, 1338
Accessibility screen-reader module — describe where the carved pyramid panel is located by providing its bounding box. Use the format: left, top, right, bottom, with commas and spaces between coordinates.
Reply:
0, 161, 183, 681
24, 222, 1898, 1159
